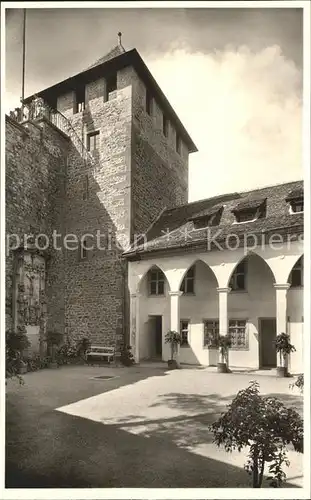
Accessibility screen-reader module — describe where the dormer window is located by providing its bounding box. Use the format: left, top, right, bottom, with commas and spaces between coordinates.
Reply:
232, 198, 266, 224
235, 210, 258, 223
74, 85, 85, 114
190, 206, 223, 229
286, 188, 304, 214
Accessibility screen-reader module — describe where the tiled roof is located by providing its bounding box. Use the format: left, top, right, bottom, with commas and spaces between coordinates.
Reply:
124, 180, 304, 259
285, 187, 304, 201
86, 45, 125, 70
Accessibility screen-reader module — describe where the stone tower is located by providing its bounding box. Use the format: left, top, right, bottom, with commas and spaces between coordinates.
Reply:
11, 40, 197, 349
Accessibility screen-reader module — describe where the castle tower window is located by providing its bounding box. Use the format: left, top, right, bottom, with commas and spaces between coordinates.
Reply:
87, 131, 100, 152
105, 74, 117, 101
163, 114, 168, 137
176, 133, 181, 154
74, 85, 85, 113
146, 89, 153, 115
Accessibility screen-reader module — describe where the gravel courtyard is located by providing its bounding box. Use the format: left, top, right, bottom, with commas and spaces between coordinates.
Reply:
6, 363, 303, 488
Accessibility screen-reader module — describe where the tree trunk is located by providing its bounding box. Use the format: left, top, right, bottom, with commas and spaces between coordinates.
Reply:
252, 458, 259, 487
171, 343, 174, 361
258, 458, 265, 488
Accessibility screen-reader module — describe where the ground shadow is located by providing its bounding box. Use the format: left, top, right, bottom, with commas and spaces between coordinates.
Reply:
5, 408, 301, 488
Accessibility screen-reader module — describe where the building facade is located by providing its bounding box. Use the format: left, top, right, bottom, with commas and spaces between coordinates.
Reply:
6, 43, 196, 353
126, 183, 304, 374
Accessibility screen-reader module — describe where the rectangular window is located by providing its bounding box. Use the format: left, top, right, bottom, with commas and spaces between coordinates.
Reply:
180, 265, 195, 294
148, 269, 165, 295
229, 260, 246, 291
105, 74, 117, 101
87, 131, 100, 152
163, 114, 168, 137
74, 85, 85, 114
180, 320, 189, 347
176, 133, 181, 154
79, 239, 88, 261
203, 320, 219, 347
82, 175, 89, 201
146, 89, 152, 115
229, 319, 248, 349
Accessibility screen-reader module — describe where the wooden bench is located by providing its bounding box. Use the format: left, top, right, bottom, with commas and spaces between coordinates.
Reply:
86, 345, 116, 364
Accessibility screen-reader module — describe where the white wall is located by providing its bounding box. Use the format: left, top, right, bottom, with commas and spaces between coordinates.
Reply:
288, 288, 303, 374
129, 241, 303, 371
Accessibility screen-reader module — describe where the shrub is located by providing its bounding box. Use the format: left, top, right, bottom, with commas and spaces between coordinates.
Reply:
6, 330, 30, 383
120, 345, 135, 367
164, 330, 181, 360
290, 374, 304, 393
210, 380, 303, 488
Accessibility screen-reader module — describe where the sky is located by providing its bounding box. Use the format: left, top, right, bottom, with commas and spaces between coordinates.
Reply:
5, 6, 303, 201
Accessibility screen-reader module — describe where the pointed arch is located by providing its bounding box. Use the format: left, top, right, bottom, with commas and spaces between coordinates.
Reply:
287, 255, 304, 287
177, 258, 219, 291
226, 252, 276, 289
138, 264, 170, 295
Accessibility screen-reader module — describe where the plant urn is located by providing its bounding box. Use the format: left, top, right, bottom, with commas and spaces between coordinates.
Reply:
217, 362, 228, 373
19, 360, 27, 374
276, 366, 288, 378
167, 359, 179, 370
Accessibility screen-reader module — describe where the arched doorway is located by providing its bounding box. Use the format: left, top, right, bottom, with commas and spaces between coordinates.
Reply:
138, 265, 170, 360
227, 253, 276, 369
178, 259, 219, 366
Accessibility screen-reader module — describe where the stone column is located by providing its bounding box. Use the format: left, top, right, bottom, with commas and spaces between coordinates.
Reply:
217, 287, 231, 336
274, 283, 290, 334
130, 292, 140, 363
169, 291, 183, 358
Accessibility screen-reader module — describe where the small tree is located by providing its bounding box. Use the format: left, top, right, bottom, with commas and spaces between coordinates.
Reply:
164, 330, 181, 361
210, 381, 303, 488
290, 374, 304, 393
275, 333, 296, 371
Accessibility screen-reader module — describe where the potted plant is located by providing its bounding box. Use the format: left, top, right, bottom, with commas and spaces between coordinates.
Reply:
210, 381, 303, 488
275, 332, 296, 377
47, 331, 63, 368
164, 330, 181, 370
217, 334, 231, 373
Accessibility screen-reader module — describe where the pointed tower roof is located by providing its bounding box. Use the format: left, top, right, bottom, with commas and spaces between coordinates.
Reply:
87, 32, 126, 70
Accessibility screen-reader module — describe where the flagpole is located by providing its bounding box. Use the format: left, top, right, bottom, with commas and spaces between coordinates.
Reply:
21, 9, 26, 118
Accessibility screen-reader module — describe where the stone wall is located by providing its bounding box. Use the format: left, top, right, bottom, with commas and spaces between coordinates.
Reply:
5, 116, 68, 348
63, 73, 132, 346
128, 67, 189, 236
